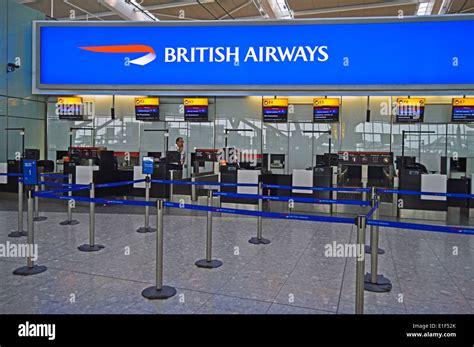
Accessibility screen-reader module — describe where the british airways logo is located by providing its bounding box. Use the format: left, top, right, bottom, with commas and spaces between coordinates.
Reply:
79, 44, 156, 66
79, 44, 328, 66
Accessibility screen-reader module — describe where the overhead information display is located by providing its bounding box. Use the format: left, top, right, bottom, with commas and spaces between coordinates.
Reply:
184, 98, 209, 122
452, 98, 474, 122
263, 98, 288, 123
396, 98, 425, 123
135, 97, 160, 121
313, 98, 340, 123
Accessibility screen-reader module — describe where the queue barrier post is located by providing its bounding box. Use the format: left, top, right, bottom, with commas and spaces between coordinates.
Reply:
195, 189, 222, 269
33, 175, 47, 222
365, 186, 385, 255
13, 190, 47, 276
9, 178, 27, 237
355, 214, 366, 314
191, 176, 197, 202
364, 194, 392, 293
78, 183, 104, 252
142, 199, 177, 299
137, 175, 156, 233
60, 173, 80, 225
249, 182, 270, 245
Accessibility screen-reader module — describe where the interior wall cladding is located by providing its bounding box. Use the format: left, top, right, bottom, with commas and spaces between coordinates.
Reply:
1, 0, 46, 162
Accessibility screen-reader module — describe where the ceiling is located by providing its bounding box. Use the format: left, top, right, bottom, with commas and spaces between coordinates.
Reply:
18, 0, 474, 21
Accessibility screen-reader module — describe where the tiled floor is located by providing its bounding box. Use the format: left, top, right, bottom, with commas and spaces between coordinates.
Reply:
0, 208, 473, 314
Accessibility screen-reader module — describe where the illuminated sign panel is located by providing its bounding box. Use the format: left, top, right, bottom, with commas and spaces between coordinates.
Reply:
34, 18, 474, 94
184, 98, 208, 122
57, 96, 84, 120
313, 98, 340, 123
452, 98, 474, 122
263, 98, 288, 123
135, 97, 159, 121
396, 98, 425, 123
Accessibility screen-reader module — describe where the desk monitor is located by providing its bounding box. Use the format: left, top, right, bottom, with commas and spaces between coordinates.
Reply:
396, 156, 416, 169
24, 148, 40, 160
147, 152, 162, 159
450, 157, 467, 172
166, 151, 181, 164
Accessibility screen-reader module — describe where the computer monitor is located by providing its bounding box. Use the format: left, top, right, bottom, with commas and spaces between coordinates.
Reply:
396, 156, 416, 169
147, 152, 162, 159
166, 151, 181, 164
24, 149, 40, 160
56, 150, 68, 160
450, 157, 467, 172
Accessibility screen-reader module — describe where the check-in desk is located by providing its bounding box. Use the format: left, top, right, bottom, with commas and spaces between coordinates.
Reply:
0, 160, 21, 193
336, 152, 394, 215
291, 167, 333, 213
398, 169, 447, 221
220, 166, 259, 209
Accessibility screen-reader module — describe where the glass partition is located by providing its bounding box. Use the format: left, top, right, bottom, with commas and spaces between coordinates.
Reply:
263, 122, 289, 173
288, 122, 311, 172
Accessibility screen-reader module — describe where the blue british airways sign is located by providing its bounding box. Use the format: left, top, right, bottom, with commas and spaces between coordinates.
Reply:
34, 17, 474, 94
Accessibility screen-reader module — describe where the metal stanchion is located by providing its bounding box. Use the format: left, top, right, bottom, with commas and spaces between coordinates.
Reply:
137, 176, 156, 233
195, 189, 222, 268
13, 190, 47, 276
249, 182, 270, 245
142, 199, 177, 299
355, 215, 366, 314
9, 178, 27, 237
191, 176, 197, 202
365, 187, 385, 255
364, 194, 392, 293
60, 174, 79, 225
33, 176, 47, 222
78, 183, 104, 252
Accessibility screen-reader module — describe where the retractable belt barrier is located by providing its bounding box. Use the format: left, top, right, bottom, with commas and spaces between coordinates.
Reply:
164, 201, 355, 224
95, 179, 146, 189
213, 191, 370, 206
366, 200, 380, 220
0, 173, 22, 177
151, 179, 257, 187
367, 219, 474, 236
376, 188, 474, 199
39, 173, 68, 179
263, 184, 371, 193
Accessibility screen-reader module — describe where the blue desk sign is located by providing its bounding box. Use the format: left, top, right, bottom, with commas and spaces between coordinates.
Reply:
23, 160, 38, 185
142, 157, 154, 175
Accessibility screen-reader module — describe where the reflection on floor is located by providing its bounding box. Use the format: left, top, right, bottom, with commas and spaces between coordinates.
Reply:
0, 210, 473, 314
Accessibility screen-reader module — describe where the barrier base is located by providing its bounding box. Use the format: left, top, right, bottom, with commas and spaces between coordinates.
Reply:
60, 220, 80, 226
249, 237, 271, 245
136, 227, 157, 233
365, 245, 385, 255
33, 216, 48, 222
13, 265, 47, 276
8, 231, 27, 238
142, 285, 177, 300
364, 273, 392, 292
78, 244, 105, 252
195, 259, 223, 269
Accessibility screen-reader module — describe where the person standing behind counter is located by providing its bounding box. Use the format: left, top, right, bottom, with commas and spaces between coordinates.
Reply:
175, 137, 185, 168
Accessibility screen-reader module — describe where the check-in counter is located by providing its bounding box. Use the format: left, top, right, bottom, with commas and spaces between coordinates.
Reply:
0, 160, 21, 192
0, 163, 7, 185
220, 167, 259, 207
398, 169, 447, 220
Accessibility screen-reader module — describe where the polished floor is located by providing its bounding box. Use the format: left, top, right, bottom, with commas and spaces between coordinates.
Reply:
0, 207, 473, 314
